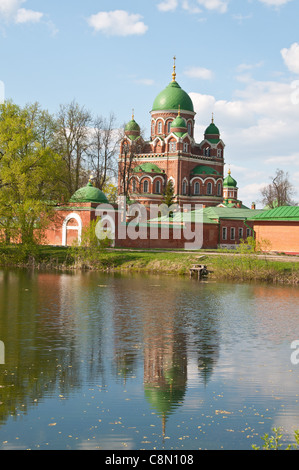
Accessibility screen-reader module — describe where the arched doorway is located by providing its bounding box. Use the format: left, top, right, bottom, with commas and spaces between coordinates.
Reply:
62, 213, 82, 246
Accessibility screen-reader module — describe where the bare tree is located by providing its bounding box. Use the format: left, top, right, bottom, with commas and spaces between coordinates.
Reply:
260, 169, 297, 208
118, 138, 140, 200
55, 100, 92, 197
87, 113, 118, 190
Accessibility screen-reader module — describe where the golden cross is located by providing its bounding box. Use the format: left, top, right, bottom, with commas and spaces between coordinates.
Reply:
172, 56, 176, 81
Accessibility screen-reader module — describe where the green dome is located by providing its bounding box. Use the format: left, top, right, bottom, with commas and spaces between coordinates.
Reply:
205, 122, 219, 135
134, 163, 163, 173
125, 117, 141, 141
223, 171, 237, 188
69, 182, 109, 204
171, 115, 187, 129
152, 81, 194, 113
125, 119, 140, 132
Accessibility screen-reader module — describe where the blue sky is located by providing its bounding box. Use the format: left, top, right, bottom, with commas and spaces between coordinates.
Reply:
0, 0, 299, 207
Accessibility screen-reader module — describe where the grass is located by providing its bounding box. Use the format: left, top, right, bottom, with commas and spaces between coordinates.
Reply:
1, 244, 299, 284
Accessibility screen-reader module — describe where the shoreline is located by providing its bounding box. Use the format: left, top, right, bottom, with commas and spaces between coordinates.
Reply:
1, 245, 299, 285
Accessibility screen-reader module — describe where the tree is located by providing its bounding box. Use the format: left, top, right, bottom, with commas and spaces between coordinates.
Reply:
118, 138, 139, 200
55, 100, 92, 198
163, 179, 176, 207
0, 101, 65, 245
87, 113, 118, 190
260, 169, 297, 209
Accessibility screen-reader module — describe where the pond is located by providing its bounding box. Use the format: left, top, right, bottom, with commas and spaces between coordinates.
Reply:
0, 268, 299, 450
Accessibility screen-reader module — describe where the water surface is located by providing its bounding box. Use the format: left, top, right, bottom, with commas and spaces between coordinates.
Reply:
0, 269, 299, 450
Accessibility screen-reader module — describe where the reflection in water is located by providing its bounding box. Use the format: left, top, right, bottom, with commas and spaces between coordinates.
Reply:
0, 270, 299, 449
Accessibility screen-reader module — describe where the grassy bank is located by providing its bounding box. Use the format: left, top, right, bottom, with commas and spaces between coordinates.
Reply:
1, 244, 299, 284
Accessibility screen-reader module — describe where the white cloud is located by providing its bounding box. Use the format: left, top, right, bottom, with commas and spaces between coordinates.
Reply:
14, 8, 43, 24
87, 10, 148, 36
0, 0, 43, 24
189, 73, 299, 206
197, 0, 228, 13
258, 0, 293, 6
281, 43, 299, 75
184, 66, 213, 80
157, 0, 179, 11
0, 0, 23, 18
157, 0, 228, 13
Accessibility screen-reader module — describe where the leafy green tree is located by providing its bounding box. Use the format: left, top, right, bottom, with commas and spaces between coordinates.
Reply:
0, 101, 65, 245
163, 179, 176, 207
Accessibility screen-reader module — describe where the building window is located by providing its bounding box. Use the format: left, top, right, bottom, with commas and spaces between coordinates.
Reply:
169, 142, 176, 152
217, 183, 221, 196
246, 228, 251, 238
205, 147, 210, 157
238, 227, 243, 239
152, 121, 155, 134
183, 142, 189, 153
158, 121, 162, 134
167, 121, 172, 133
217, 149, 222, 158
230, 227, 235, 240
155, 180, 161, 194
188, 122, 192, 135
207, 182, 212, 195
182, 181, 187, 195
222, 227, 227, 240
194, 181, 200, 195
132, 179, 136, 192
143, 180, 149, 193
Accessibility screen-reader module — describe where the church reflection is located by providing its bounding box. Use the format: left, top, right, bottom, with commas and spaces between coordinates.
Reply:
110, 276, 221, 438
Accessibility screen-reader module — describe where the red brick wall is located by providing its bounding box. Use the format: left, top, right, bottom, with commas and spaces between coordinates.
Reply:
253, 221, 299, 253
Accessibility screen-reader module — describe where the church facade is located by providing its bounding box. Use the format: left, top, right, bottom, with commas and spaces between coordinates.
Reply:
118, 59, 225, 211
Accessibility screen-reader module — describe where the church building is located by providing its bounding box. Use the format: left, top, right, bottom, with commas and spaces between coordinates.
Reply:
118, 58, 225, 211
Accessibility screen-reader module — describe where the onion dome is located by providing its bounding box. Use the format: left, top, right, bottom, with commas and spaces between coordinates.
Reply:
69, 180, 109, 204
125, 111, 141, 141
170, 106, 187, 137
204, 115, 220, 143
223, 169, 237, 188
152, 57, 194, 113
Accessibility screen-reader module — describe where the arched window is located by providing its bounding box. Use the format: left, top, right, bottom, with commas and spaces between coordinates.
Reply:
132, 179, 136, 192
217, 183, 221, 196
143, 180, 149, 193
155, 180, 161, 194
194, 181, 200, 195
167, 120, 172, 133
207, 182, 212, 195
188, 122, 192, 135
205, 147, 210, 157
158, 121, 162, 134
169, 142, 176, 152
182, 181, 187, 195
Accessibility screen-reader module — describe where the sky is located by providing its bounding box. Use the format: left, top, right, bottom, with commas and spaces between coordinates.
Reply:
0, 0, 299, 208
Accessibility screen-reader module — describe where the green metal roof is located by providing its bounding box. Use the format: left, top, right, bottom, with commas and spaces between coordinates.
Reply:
204, 206, 264, 220
152, 81, 194, 113
249, 206, 299, 221
133, 163, 163, 173
149, 206, 264, 226
191, 165, 221, 176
